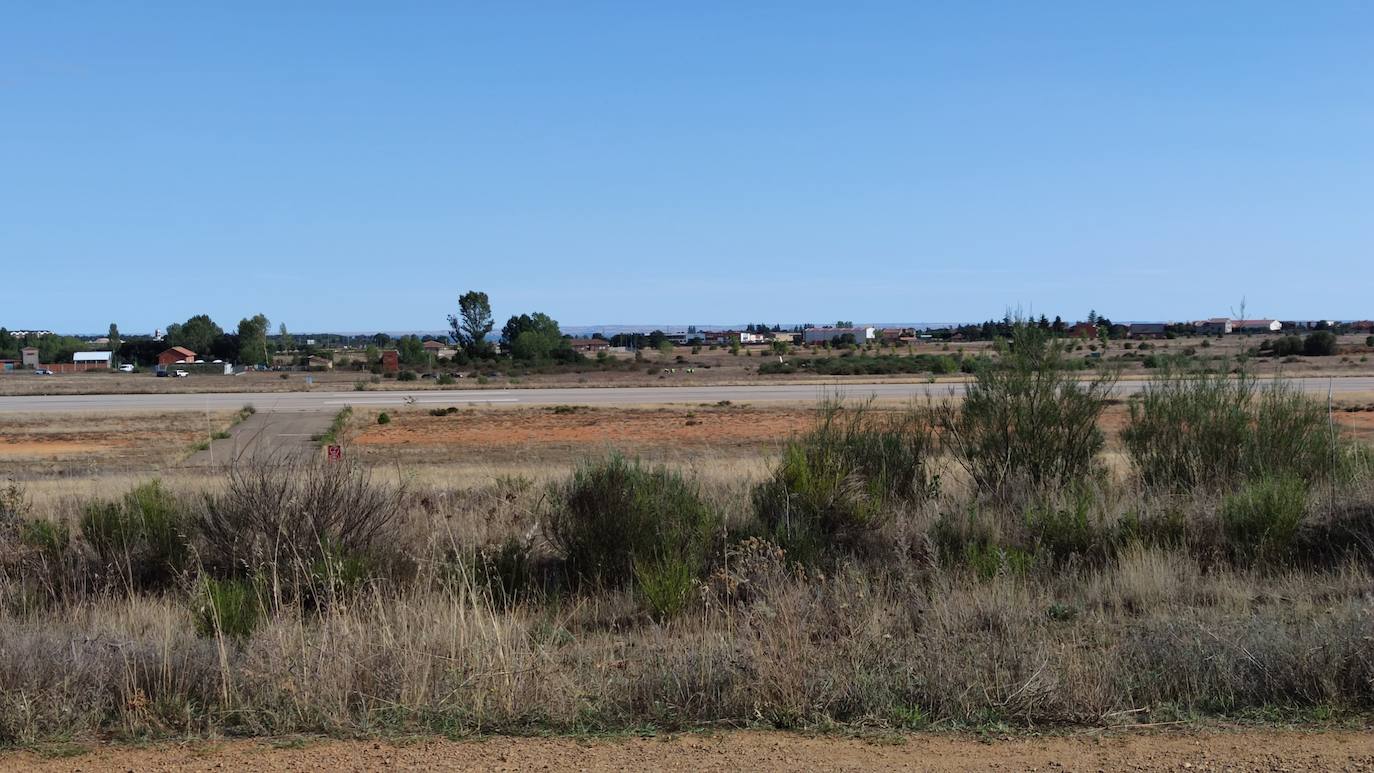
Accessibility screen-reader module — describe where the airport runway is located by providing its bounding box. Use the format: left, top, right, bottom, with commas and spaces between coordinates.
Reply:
1, 377, 1370, 414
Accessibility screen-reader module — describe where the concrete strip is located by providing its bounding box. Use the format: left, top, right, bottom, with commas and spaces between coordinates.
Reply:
0, 377, 1370, 414
183, 411, 335, 468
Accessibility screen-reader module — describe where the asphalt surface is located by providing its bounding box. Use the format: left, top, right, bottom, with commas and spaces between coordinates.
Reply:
0, 377, 1370, 414
184, 410, 335, 467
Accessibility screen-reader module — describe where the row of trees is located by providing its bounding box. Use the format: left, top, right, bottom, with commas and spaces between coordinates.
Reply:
446, 291, 581, 363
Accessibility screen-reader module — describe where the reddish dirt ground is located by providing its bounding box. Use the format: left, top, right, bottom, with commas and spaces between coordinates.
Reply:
5, 729, 1372, 771
352, 406, 815, 451
0, 436, 130, 457
349, 403, 1374, 464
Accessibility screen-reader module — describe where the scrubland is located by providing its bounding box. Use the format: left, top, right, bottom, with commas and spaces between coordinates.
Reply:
2, 325, 1373, 746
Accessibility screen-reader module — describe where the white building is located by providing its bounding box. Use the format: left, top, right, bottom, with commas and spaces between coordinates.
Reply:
802, 326, 877, 345
1234, 319, 1282, 333
73, 351, 113, 368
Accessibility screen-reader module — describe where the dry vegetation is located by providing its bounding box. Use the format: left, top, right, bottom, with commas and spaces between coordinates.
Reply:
2, 328, 1373, 746
0, 411, 238, 478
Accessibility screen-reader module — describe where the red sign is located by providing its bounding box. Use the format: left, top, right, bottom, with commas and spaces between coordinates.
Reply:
327, 444, 342, 462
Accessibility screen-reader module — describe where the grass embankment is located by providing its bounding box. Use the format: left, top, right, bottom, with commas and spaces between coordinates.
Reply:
2, 326, 1372, 744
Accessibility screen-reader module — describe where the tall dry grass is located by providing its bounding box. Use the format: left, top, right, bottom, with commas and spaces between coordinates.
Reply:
3, 337, 1374, 743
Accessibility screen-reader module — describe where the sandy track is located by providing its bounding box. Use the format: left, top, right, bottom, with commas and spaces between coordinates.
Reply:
6, 729, 1373, 772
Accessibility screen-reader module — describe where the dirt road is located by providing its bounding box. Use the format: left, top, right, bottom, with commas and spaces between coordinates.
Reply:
5, 729, 1372, 771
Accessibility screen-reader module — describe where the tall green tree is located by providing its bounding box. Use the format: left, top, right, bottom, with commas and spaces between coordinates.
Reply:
166, 314, 222, 354
397, 334, 426, 364
504, 312, 564, 361
278, 322, 294, 353
237, 314, 270, 365
107, 323, 122, 364
449, 290, 494, 357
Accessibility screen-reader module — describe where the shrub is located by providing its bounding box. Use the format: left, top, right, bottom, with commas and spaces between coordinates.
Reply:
1222, 476, 1307, 564
753, 400, 937, 562
1023, 487, 1113, 565
193, 577, 262, 639
0, 480, 27, 539
377, 412, 391, 425
1270, 336, 1304, 357
546, 456, 720, 594
463, 537, 537, 608
939, 324, 1115, 493
1124, 371, 1348, 489
1303, 330, 1338, 357
397, 370, 418, 381
196, 461, 406, 592
635, 555, 697, 620
437, 373, 455, 385
1366, 336, 1374, 348
79, 481, 190, 591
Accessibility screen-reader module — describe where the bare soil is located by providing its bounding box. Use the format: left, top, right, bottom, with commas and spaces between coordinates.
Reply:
6, 729, 1372, 771
353, 405, 809, 452
0, 411, 236, 477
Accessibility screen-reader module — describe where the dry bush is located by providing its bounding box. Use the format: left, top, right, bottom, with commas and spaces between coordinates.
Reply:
196, 460, 410, 588
752, 399, 937, 563
1124, 371, 1352, 489
939, 324, 1115, 495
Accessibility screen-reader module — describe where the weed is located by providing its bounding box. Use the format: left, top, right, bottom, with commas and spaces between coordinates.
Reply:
1223, 476, 1307, 564
193, 577, 262, 639
546, 456, 720, 595
753, 400, 936, 563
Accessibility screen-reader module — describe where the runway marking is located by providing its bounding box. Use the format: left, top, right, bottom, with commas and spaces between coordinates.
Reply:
321, 398, 520, 405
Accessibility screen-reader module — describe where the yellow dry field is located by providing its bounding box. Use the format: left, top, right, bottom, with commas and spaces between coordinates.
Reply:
10, 394, 1374, 509
0, 411, 236, 478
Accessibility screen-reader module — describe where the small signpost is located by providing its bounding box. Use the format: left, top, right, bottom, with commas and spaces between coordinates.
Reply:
327, 444, 342, 462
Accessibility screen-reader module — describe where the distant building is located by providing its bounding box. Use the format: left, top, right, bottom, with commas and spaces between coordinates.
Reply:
422, 339, 457, 358
1127, 323, 1168, 339
380, 349, 400, 373
1234, 319, 1281, 333
567, 338, 611, 353
1198, 318, 1233, 335
802, 326, 877, 345
1067, 322, 1099, 339
21, 347, 40, 368
157, 346, 196, 365
73, 351, 113, 368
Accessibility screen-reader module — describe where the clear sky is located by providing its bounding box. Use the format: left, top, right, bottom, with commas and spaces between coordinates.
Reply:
3, 2, 1372, 334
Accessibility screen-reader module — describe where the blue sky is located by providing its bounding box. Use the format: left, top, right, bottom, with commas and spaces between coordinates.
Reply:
3, 2, 1372, 333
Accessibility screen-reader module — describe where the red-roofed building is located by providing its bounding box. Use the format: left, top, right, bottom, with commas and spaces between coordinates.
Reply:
157, 347, 196, 365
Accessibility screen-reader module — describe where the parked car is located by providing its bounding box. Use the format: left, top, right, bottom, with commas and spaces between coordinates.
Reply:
33, 368, 54, 376
118, 364, 135, 373
173, 369, 189, 378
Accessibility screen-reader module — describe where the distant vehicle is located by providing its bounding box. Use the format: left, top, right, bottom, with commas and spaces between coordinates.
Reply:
173, 369, 189, 378
212, 359, 223, 363
33, 368, 54, 376
118, 364, 135, 373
